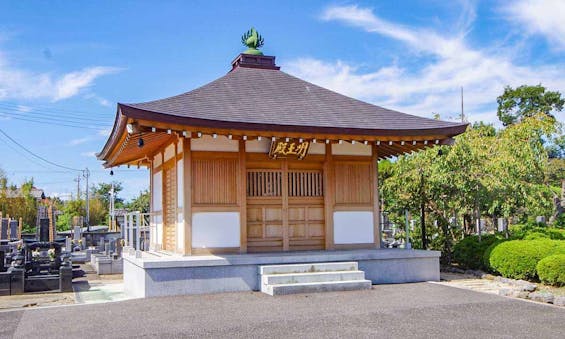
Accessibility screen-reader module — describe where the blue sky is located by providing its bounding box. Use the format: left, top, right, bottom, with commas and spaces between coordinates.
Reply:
0, 0, 563, 200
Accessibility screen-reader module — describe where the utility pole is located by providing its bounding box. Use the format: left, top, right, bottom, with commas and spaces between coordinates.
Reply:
74, 175, 81, 200
83, 168, 90, 232
109, 182, 115, 231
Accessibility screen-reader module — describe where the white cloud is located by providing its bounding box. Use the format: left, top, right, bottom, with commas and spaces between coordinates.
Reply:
0, 49, 120, 101
97, 127, 112, 137
70, 137, 90, 146
284, 4, 565, 124
504, 0, 565, 49
80, 151, 97, 158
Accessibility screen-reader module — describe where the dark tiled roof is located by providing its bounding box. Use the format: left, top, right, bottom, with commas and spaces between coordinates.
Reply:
121, 64, 467, 136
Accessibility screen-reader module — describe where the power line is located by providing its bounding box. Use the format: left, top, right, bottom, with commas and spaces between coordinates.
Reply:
0, 108, 110, 126
0, 113, 110, 130
0, 133, 56, 170
0, 101, 115, 118
0, 128, 82, 172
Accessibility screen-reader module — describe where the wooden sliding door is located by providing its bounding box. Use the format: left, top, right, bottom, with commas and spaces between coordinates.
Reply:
246, 159, 325, 253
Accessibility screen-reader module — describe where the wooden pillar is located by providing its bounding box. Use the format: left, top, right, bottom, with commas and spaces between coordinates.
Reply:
323, 142, 334, 250
18, 217, 22, 239
372, 144, 381, 248
282, 158, 289, 251
183, 139, 193, 255
238, 140, 247, 253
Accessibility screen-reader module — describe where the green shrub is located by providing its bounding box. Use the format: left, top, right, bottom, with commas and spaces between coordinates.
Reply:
524, 232, 550, 240
453, 234, 502, 270
536, 254, 565, 286
509, 224, 565, 240
487, 240, 565, 280
482, 239, 508, 272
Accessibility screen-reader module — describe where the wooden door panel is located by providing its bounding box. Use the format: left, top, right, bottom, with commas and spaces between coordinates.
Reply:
246, 167, 325, 252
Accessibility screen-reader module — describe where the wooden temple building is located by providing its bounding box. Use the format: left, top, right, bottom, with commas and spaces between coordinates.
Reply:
98, 29, 467, 297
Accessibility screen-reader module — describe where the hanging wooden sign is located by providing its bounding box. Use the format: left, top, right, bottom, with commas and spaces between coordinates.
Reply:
269, 139, 310, 160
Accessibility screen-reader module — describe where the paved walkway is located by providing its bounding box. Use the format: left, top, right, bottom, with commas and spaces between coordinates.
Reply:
1, 283, 564, 338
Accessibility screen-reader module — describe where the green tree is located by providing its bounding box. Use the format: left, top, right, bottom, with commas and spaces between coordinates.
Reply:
496, 85, 564, 126
126, 189, 150, 213
91, 182, 124, 210
381, 114, 557, 262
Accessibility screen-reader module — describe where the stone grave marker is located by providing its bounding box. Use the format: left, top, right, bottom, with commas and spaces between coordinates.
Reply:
0, 219, 7, 240
39, 218, 50, 242
9, 220, 18, 240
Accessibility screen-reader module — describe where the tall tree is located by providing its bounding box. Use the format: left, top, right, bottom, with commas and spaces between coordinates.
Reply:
126, 189, 150, 213
496, 85, 564, 126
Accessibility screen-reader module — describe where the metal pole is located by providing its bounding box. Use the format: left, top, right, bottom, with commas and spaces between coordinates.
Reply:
84, 168, 90, 232
405, 209, 411, 249
109, 182, 115, 231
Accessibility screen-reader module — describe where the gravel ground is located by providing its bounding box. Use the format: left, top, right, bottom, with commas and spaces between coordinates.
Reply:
1, 282, 564, 339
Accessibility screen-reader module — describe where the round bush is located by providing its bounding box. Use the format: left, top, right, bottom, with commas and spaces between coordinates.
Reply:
482, 240, 507, 272
453, 234, 501, 270
524, 232, 550, 240
536, 254, 565, 286
487, 240, 565, 280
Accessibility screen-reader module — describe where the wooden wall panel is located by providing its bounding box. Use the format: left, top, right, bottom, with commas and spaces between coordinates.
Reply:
334, 162, 372, 204
192, 158, 238, 205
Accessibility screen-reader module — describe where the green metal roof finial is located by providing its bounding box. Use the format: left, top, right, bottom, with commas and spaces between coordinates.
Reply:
241, 27, 264, 55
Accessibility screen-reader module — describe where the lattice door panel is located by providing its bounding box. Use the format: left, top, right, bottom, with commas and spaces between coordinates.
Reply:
163, 164, 177, 252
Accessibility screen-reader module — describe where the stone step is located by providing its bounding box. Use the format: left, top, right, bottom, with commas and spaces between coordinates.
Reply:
262, 270, 366, 285
259, 262, 358, 275
263, 280, 372, 296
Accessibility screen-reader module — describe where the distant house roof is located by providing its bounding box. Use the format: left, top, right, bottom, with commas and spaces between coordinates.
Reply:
98, 54, 467, 166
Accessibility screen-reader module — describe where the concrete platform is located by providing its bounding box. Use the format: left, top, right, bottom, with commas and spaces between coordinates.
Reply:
123, 248, 440, 298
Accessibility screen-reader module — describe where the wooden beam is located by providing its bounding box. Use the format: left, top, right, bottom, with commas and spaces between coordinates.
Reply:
323, 142, 334, 250
238, 139, 247, 253
282, 159, 289, 251
372, 144, 381, 248
183, 138, 193, 255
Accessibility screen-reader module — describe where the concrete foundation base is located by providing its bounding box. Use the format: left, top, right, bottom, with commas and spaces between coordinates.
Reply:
122, 248, 440, 298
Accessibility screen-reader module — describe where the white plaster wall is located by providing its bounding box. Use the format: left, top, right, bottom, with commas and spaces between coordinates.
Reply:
308, 143, 326, 155
164, 143, 175, 161
191, 135, 238, 152
152, 171, 163, 247
153, 152, 162, 168
332, 142, 371, 156
333, 211, 374, 244
245, 139, 270, 153
192, 212, 240, 248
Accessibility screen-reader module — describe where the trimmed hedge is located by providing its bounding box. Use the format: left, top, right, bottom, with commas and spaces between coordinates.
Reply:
509, 224, 565, 240
536, 254, 565, 286
482, 240, 507, 272
453, 235, 502, 270
487, 240, 565, 280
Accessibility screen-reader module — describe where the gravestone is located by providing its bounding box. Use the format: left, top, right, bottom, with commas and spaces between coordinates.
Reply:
536, 216, 546, 224
65, 237, 72, 252
497, 218, 507, 232
9, 220, 18, 240
73, 226, 81, 241
39, 218, 50, 242
0, 219, 7, 240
